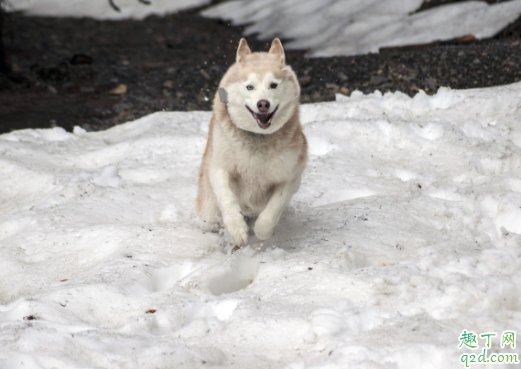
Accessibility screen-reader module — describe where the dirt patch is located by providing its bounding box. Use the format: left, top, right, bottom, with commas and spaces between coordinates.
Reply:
1, 1, 521, 133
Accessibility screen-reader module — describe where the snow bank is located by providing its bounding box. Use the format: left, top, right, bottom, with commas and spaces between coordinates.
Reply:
202, 0, 521, 57
1, 83, 521, 368
5, 0, 210, 20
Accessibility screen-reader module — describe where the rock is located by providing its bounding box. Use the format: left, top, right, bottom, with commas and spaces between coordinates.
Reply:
117, 111, 133, 120
369, 75, 388, 86
109, 84, 127, 95
113, 102, 133, 113
299, 75, 311, 86
70, 54, 93, 66
326, 83, 339, 92
199, 69, 211, 80
162, 80, 173, 88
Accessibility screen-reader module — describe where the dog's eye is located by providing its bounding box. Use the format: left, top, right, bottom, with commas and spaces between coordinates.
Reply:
270, 83, 278, 89
246, 85, 254, 91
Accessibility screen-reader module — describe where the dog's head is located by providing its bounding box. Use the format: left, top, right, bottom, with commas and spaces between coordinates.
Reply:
220, 38, 300, 135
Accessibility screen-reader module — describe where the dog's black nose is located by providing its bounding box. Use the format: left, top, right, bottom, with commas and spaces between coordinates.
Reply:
257, 100, 270, 112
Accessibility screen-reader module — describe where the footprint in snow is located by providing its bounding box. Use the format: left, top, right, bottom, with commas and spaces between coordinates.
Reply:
139, 262, 194, 292
208, 252, 259, 296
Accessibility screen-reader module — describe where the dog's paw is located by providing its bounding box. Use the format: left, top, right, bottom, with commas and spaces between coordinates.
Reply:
223, 213, 249, 245
254, 215, 276, 240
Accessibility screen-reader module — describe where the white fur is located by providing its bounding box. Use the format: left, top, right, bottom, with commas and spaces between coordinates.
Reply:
227, 69, 297, 135
197, 39, 306, 245
208, 121, 304, 243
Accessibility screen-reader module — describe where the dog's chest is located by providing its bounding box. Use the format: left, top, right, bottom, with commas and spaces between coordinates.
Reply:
232, 140, 297, 185
232, 148, 296, 213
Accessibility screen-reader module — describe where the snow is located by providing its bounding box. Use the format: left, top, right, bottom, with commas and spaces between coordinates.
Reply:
202, 0, 521, 57
1, 82, 521, 368
5, 0, 210, 20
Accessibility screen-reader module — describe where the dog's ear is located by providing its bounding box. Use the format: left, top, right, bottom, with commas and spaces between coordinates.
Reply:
237, 38, 252, 63
269, 38, 285, 65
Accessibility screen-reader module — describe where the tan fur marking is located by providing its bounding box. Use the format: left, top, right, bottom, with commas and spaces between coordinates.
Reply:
236, 38, 252, 63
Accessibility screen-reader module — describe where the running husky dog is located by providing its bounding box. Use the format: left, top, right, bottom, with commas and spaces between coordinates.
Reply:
196, 38, 307, 245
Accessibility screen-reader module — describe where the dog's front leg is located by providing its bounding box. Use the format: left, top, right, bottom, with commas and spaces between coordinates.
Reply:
210, 168, 249, 245
254, 177, 301, 240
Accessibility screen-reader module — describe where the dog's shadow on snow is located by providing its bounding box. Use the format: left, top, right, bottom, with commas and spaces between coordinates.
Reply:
249, 196, 418, 254
248, 206, 321, 252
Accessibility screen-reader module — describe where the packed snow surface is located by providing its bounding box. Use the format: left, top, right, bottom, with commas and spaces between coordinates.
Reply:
2, 82, 521, 368
202, 0, 521, 57
5, 0, 210, 20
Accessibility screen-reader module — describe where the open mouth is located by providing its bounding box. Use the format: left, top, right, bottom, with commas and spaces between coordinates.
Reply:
246, 105, 279, 129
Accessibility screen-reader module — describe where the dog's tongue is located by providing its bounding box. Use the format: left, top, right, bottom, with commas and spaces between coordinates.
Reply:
255, 113, 270, 125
